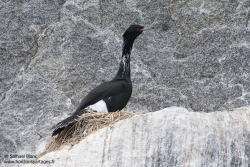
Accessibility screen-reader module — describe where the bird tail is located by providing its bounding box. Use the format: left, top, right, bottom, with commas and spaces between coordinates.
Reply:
52, 109, 87, 136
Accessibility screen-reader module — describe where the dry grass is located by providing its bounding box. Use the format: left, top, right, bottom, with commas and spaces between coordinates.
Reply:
39, 110, 136, 158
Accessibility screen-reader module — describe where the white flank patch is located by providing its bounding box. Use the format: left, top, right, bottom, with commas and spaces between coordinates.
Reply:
87, 100, 108, 112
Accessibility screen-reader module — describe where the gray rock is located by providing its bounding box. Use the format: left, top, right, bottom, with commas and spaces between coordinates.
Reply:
1, 0, 250, 166
23, 107, 250, 167
0, 0, 66, 100
0, 74, 73, 164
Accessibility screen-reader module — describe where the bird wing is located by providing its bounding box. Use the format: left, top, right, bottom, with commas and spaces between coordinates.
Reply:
52, 79, 129, 136
75, 79, 129, 113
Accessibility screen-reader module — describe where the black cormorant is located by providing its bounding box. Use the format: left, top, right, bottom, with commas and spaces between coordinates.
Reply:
52, 25, 147, 136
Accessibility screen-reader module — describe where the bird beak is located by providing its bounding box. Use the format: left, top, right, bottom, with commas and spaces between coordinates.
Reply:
140, 27, 151, 31
137, 27, 150, 32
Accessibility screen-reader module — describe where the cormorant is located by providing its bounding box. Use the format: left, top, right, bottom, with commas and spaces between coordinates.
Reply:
52, 25, 147, 136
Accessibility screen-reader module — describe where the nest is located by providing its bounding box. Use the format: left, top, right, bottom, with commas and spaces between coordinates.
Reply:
39, 110, 136, 158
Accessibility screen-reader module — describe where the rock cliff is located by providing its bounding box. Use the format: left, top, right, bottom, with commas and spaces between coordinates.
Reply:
1, 0, 250, 166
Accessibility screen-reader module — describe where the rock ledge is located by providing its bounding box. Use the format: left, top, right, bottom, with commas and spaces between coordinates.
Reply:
25, 106, 250, 167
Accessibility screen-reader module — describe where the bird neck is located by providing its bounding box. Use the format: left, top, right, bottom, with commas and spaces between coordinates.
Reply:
114, 38, 135, 80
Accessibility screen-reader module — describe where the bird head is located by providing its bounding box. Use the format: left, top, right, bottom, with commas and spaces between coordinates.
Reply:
123, 25, 147, 40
